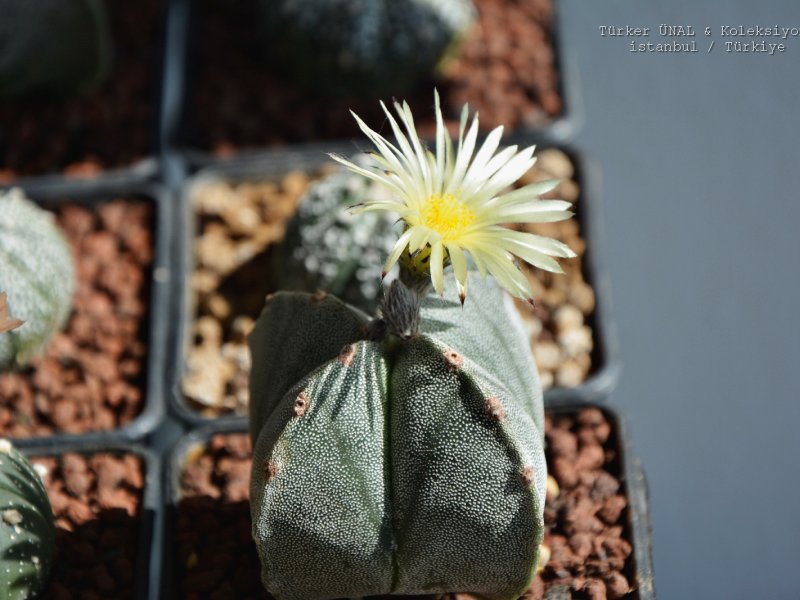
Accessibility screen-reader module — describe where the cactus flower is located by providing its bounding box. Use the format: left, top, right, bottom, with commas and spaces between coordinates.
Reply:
331, 91, 576, 304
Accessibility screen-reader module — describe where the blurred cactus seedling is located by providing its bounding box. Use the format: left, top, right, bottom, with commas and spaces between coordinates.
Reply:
271, 159, 400, 313
0, 439, 55, 600
0, 189, 75, 369
0, 0, 112, 98
259, 0, 476, 97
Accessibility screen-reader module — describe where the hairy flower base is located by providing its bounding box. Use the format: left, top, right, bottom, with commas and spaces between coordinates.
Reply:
331, 91, 576, 303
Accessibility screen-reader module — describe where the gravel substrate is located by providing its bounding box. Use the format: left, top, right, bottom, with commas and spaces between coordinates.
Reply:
182, 149, 595, 418
172, 408, 636, 599
32, 452, 145, 599
184, 0, 562, 154
0, 200, 154, 438
0, 0, 163, 179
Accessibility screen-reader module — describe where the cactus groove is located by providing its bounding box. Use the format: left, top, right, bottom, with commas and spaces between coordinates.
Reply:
250, 275, 546, 599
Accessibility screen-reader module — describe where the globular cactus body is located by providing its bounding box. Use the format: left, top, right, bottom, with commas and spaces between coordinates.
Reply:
272, 162, 399, 313
0, 440, 55, 599
0, 189, 75, 369
0, 0, 112, 98
249, 276, 546, 600
259, 0, 476, 96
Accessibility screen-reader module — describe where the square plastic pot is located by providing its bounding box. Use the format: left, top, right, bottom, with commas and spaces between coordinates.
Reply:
20, 440, 162, 600
2, 179, 173, 448
160, 400, 654, 598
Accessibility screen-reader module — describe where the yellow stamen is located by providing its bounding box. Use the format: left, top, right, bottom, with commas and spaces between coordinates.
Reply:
419, 193, 475, 241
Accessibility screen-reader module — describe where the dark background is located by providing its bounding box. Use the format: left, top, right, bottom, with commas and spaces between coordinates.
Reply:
560, 1, 800, 597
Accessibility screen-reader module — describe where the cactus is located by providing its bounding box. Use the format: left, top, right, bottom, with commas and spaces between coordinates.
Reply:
249, 273, 546, 600
0, 0, 112, 98
258, 0, 476, 97
0, 189, 75, 369
0, 439, 55, 599
271, 161, 400, 313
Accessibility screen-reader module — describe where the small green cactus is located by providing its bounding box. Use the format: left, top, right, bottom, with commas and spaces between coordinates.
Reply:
0, 439, 55, 600
249, 274, 546, 599
259, 0, 476, 96
0, 188, 75, 369
0, 0, 112, 98
271, 161, 399, 313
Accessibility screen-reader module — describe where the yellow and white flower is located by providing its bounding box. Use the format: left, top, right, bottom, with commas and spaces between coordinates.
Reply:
330, 91, 576, 304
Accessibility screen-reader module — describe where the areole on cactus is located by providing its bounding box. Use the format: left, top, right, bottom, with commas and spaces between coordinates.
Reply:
248, 94, 574, 599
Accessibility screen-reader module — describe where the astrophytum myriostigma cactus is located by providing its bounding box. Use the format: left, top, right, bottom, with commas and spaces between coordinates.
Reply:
0, 440, 55, 600
259, 0, 476, 96
249, 274, 546, 600
0, 189, 75, 369
0, 0, 112, 98
272, 161, 399, 313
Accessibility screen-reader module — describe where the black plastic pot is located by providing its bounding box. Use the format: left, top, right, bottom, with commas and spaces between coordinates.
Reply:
0, 0, 175, 189
21, 439, 162, 600
161, 400, 653, 598
167, 141, 620, 428
163, 0, 581, 170
2, 179, 173, 448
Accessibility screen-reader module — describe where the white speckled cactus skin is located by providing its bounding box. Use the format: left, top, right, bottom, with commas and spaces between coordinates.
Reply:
249, 275, 546, 600
0, 440, 55, 600
0, 189, 75, 369
0, 0, 111, 98
259, 0, 476, 96
272, 162, 399, 313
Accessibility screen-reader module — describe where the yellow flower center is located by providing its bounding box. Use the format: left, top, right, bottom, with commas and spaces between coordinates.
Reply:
419, 193, 475, 241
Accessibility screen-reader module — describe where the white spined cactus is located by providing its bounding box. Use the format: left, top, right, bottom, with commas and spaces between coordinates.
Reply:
272, 159, 399, 313
0, 189, 75, 369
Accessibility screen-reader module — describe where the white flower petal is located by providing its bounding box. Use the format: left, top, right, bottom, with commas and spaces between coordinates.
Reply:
446, 243, 469, 289
480, 201, 574, 225
461, 125, 504, 190
383, 229, 414, 276
446, 115, 480, 195
487, 180, 562, 208
408, 226, 434, 253
497, 230, 577, 259
430, 242, 445, 296
328, 154, 404, 195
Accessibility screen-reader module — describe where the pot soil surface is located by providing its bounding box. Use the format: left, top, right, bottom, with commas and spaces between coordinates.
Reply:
184, 0, 562, 154
31, 451, 145, 599
173, 407, 636, 599
182, 149, 597, 418
0, 200, 154, 438
0, 0, 162, 179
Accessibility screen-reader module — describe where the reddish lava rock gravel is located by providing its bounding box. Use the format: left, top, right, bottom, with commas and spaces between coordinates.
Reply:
185, 0, 563, 154
32, 452, 145, 600
173, 409, 636, 599
0, 200, 154, 438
